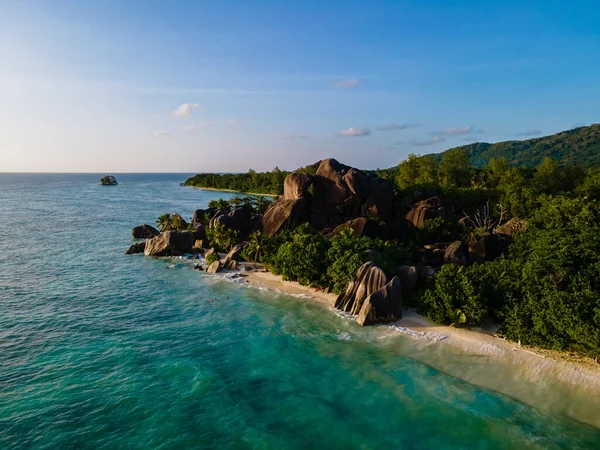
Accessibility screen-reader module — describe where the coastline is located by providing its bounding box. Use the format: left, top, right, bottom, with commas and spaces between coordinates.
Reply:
242, 268, 600, 427
185, 186, 276, 197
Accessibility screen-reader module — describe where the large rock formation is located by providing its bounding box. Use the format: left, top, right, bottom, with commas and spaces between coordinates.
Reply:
144, 231, 195, 256
404, 197, 444, 227
210, 207, 252, 234
284, 173, 313, 200
444, 241, 467, 266
335, 262, 388, 315
220, 243, 247, 270
206, 260, 221, 273
261, 197, 308, 237
495, 218, 528, 237
132, 224, 160, 239
192, 208, 217, 227
334, 262, 402, 326
356, 277, 402, 326
260, 158, 395, 236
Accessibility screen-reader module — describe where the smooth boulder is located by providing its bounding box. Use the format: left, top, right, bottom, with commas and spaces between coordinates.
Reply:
356, 276, 402, 326
210, 207, 252, 234
125, 241, 146, 254
132, 224, 160, 239
220, 242, 247, 269
283, 173, 313, 200
444, 241, 467, 266
206, 260, 222, 273
261, 197, 308, 237
144, 230, 195, 256
335, 262, 388, 315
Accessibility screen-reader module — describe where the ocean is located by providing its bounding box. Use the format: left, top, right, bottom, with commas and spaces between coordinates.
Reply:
1, 173, 599, 449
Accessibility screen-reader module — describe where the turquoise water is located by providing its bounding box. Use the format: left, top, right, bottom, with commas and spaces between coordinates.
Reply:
1, 173, 599, 449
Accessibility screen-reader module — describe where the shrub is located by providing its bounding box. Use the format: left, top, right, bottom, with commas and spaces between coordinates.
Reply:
205, 252, 219, 264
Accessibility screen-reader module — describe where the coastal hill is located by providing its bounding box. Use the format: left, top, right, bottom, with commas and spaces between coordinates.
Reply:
429, 124, 600, 168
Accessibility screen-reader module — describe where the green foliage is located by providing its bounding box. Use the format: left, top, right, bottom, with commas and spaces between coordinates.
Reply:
438, 147, 472, 187
395, 153, 438, 189
263, 224, 331, 287
416, 217, 455, 245
171, 214, 187, 231
207, 196, 273, 215
156, 213, 173, 232
431, 124, 600, 168
420, 264, 492, 327
242, 230, 267, 262
498, 219, 600, 354
420, 197, 600, 355
100, 175, 118, 185
262, 225, 410, 294
206, 223, 239, 252
208, 198, 230, 209
185, 167, 289, 195
205, 251, 219, 264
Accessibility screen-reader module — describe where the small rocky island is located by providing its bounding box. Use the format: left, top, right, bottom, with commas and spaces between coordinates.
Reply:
101, 175, 118, 186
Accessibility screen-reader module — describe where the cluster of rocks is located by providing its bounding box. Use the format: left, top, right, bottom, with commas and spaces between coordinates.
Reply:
260, 158, 396, 238
335, 262, 402, 326
126, 223, 248, 275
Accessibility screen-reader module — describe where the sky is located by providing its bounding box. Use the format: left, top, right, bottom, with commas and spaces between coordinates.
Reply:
0, 0, 599, 173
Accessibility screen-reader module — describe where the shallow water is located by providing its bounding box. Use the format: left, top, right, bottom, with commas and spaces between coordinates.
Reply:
1, 173, 599, 449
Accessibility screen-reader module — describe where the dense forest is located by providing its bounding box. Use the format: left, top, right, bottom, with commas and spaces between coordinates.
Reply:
185, 168, 290, 195
428, 124, 600, 168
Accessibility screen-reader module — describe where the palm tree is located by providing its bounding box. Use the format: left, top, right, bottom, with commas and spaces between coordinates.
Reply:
245, 230, 266, 263
156, 213, 173, 232
207, 223, 238, 251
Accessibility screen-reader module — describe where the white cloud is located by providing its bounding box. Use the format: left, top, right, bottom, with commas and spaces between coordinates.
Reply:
283, 134, 309, 141
227, 119, 237, 125
180, 125, 196, 132
171, 103, 200, 117
339, 127, 371, 137
437, 126, 472, 136
376, 123, 419, 131
413, 136, 446, 146
333, 79, 359, 89
153, 130, 172, 136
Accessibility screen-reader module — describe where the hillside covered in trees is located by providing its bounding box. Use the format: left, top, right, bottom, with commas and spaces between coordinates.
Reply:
429, 124, 600, 168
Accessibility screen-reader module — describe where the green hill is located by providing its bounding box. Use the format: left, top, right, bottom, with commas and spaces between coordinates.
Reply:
431, 124, 600, 168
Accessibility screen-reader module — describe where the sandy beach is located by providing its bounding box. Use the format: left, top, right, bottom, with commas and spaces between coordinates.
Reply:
243, 268, 600, 427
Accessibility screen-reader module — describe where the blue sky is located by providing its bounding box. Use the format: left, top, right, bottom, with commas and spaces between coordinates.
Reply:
1, 0, 598, 172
